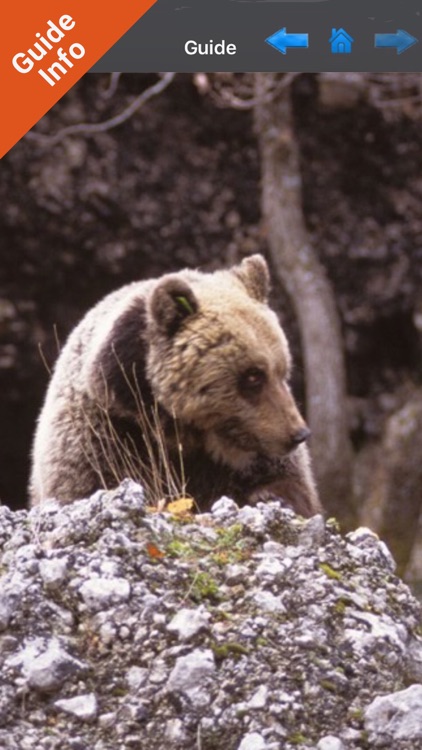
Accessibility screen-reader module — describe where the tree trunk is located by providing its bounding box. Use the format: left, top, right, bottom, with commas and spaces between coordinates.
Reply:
361, 390, 422, 577
254, 73, 355, 526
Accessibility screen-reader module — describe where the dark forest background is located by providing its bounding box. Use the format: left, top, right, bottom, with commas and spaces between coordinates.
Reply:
1, 72, 421, 577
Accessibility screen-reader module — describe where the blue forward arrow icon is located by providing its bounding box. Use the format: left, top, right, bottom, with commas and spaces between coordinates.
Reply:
375, 29, 418, 55
266, 27, 309, 55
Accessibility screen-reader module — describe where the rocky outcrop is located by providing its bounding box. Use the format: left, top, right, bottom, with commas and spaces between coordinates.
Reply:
0, 480, 421, 749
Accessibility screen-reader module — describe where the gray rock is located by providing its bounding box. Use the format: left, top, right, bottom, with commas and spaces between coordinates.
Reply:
405, 636, 422, 683
364, 684, 422, 744
346, 526, 396, 573
247, 684, 269, 709
0, 594, 15, 631
262, 541, 286, 557
0, 482, 420, 749
211, 496, 239, 519
8, 637, 86, 692
255, 556, 287, 581
225, 563, 249, 586
167, 606, 210, 641
167, 648, 216, 707
317, 737, 345, 750
126, 666, 148, 691
54, 693, 98, 721
344, 609, 408, 661
238, 505, 266, 534
299, 514, 326, 548
253, 590, 285, 613
39, 557, 68, 588
79, 576, 131, 612
237, 732, 267, 750
165, 717, 187, 743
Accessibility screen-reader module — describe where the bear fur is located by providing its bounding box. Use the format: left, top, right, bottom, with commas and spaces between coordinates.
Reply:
29, 255, 321, 516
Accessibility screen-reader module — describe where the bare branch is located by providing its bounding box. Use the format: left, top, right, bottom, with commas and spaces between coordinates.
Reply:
102, 72, 122, 100
218, 73, 299, 109
25, 72, 176, 147
192, 72, 300, 110
318, 72, 422, 119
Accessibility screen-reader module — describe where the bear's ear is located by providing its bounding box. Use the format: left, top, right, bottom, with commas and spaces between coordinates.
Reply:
149, 276, 198, 336
232, 254, 270, 303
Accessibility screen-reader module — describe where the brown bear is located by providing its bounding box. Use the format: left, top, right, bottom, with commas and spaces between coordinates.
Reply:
29, 255, 320, 516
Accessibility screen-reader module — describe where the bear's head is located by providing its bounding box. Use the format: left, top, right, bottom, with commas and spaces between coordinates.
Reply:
146, 255, 310, 470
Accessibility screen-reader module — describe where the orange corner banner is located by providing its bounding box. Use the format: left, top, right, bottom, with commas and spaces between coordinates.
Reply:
1, 1, 157, 158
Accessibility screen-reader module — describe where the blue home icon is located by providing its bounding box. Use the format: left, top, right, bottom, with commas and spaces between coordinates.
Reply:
329, 28, 354, 54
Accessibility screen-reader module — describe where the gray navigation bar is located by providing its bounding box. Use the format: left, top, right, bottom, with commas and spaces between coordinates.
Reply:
93, 0, 422, 73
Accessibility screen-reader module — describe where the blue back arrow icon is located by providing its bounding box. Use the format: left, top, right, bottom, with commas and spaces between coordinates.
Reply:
266, 28, 309, 55
375, 29, 418, 55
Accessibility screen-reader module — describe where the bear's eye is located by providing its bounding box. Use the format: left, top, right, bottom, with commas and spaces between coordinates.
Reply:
238, 367, 267, 397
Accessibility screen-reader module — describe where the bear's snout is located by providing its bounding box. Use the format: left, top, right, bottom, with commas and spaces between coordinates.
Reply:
288, 426, 311, 450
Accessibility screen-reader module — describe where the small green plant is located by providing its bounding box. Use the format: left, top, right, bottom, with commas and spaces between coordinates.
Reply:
211, 524, 252, 565
319, 679, 337, 692
189, 571, 221, 603
319, 562, 342, 581
288, 732, 307, 745
334, 599, 347, 615
211, 640, 249, 662
349, 707, 364, 722
166, 538, 194, 558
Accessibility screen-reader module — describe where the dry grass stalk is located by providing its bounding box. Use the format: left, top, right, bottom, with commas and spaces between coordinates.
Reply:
81, 355, 192, 509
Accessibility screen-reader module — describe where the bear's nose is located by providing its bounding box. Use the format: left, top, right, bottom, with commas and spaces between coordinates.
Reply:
290, 427, 311, 446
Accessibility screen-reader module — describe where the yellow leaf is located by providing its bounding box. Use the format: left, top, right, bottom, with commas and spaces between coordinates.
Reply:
167, 497, 194, 515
